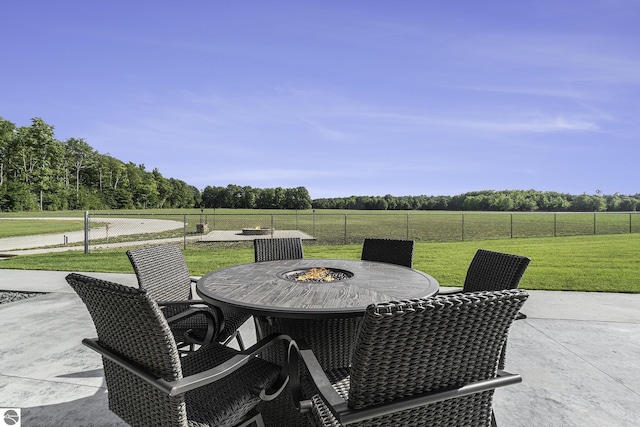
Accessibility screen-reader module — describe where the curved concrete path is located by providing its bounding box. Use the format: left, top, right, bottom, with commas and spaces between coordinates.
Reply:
0, 217, 184, 253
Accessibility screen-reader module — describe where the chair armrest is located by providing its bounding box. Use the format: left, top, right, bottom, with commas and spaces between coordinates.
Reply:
335, 371, 522, 425
288, 340, 522, 425
157, 299, 208, 307
83, 332, 293, 398
189, 277, 199, 298
436, 288, 464, 295
287, 340, 349, 414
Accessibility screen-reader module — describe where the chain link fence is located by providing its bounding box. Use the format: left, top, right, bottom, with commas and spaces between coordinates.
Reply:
85, 211, 640, 251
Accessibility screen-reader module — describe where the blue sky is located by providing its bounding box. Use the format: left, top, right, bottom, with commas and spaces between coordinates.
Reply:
2, 1, 638, 199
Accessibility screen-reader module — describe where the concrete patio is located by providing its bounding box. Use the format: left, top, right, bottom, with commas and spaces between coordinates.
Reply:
0, 268, 639, 426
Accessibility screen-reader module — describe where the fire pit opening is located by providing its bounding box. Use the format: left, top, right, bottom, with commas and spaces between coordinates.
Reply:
242, 227, 273, 235
279, 267, 354, 283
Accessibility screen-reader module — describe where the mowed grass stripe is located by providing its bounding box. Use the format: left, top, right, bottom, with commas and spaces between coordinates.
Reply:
1, 233, 638, 293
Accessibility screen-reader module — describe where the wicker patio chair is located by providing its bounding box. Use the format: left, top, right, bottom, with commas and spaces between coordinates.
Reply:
439, 248, 531, 369
439, 248, 531, 313
66, 273, 291, 427
254, 237, 304, 262
462, 249, 531, 293
127, 244, 250, 350
360, 238, 415, 268
288, 289, 529, 427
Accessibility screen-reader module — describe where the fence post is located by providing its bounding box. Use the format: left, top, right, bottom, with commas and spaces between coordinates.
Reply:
406, 213, 410, 240
344, 214, 348, 245
510, 213, 514, 239
554, 213, 557, 237
594, 212, 597, 235
271, 215, 275, 238
631, 213, 633, 234
84, 210, 89, 254
183, 214, 187, 249
461, 213, 465, 241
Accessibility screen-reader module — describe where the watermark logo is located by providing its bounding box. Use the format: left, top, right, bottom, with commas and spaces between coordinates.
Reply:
1, 409, 21, 427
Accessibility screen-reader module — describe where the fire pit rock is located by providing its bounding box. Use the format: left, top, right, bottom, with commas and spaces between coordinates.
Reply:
279, 267, 354, 283
242, 227, 274, 235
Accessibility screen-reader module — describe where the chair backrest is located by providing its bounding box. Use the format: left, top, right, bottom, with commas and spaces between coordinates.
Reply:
463, 249, 531, 292
254, 237, 304, 262
65, 273, 187, 426
127, 244, 192, 301
360, 238, 415, 268
348, 289, 528, 425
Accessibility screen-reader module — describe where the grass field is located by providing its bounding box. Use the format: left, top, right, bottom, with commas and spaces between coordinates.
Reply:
1, 233, 638, 293
4, 209, 631, 249
0, 219, 85, 238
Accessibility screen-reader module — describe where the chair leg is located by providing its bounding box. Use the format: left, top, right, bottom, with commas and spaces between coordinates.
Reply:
236, 331, 246, 351
222, 330, 246, 351
235, 411, 265, 427
491, 410, 497, 427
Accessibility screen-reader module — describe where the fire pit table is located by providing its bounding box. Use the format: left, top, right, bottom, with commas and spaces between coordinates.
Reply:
196, 258, 439, 426
196, 258, 438, 320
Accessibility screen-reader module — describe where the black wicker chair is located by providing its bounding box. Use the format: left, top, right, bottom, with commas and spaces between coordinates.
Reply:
439, 248, 531, 312
462, 249, 530, 293
288, 290, 529, 427
127, 244, 250, 350
66, 273, 291, 427
360, 238, 415, 268
254, 237, 304, 262
440, 248, 531, 369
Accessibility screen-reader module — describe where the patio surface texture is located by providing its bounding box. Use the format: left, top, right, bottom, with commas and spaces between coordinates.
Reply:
0, 268, 639, 426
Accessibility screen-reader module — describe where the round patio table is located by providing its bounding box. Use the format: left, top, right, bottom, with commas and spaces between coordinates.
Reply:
196, 259, 439, 426
196, 258, 439, 319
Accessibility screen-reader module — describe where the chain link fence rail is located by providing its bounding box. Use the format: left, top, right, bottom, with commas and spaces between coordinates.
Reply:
85, 211, 640, 251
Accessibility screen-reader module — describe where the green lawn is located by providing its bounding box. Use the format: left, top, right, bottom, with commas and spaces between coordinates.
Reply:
0, 219, 85, 238
1, 233, 638, 293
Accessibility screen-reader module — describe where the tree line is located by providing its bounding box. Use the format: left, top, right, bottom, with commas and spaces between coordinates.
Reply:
311, 190, 640, 212
2, 117, 637, 212
0, 117, 311, 211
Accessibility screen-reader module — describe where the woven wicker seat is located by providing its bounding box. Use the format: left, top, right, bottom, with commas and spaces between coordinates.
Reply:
254, 237, 304, 262
360, 238, 415, 268
66, 273, 291, 427
127, 244, 250, 350
288, 290, 529, 427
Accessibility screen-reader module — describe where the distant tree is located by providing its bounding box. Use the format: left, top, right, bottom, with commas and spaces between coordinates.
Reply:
569, 194, 607, 212
3, 181, 38, 211
152, 168, 172, 208
255, 187, 276, 208
0, 117, 16, 187
240, 186, 257, 209
618, 196, 639, 212
64, 137, 94, 208
284, 186, 312, 209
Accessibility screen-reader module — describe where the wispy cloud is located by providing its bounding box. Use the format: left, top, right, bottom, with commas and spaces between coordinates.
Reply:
463, 85, 587, 99
446, 116, 600, 133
